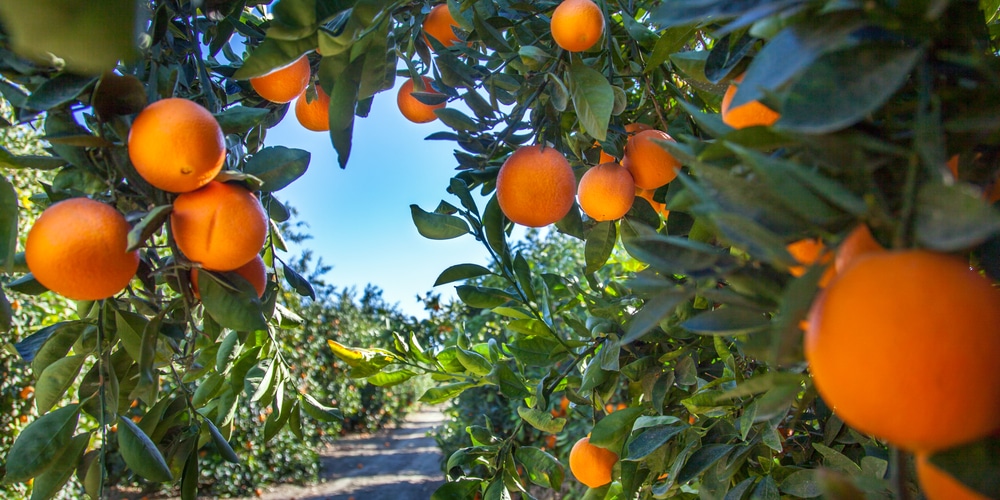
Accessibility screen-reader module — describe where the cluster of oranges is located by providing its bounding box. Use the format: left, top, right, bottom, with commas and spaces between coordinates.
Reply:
495, 123, 680, 228
25, 55, 336, 301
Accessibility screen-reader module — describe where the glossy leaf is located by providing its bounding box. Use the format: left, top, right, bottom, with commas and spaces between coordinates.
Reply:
411, 204, 470, 240
29, 432, 90, 500
4, 403, 80, 483
199, 271, 268, 332
244, 146, 311, 192
517, 407, 566, 434
34, 354, 86, 415
568, 62, 614, 141
118, 415, 173, 482
434, 263, 493, 286
126, 205, 171, 252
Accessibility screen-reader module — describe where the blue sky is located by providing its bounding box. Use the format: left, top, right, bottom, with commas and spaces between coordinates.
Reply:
266, 79, 495, 318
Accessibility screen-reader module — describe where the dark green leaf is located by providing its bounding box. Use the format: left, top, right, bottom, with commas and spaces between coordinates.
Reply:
494, 362, 530, 399
928, 435, 1000, 498
281, 261, 316, 299
0, 146, 67, 171
621, 290, 691, 345
199, 271, 268, 332
434, 263, 492, 286
25, 73, 97, 110
202, 416, 241, 463
126, 205, 171, 252
35, 354, 86, 415
118, 415, 173, 482
677, 444, 735, 484
779, 44, 924, 133
585, 221, 616, 274
625, 423, 686, 461
0, 175, 16, 271
300, 393, 343, 422
590, 407, 643, 452
6, 273, 48, 295
4, 403, 80, 483
682, 306, 771, 336
244, 146, 310, 192
779, 469, 822, 498
410, 204, 470, 240
29, 432, 90, 500
435, 108, 479, 132
515, 446, 564, 490
568, 62, 614, 141
215, 106, 271, 135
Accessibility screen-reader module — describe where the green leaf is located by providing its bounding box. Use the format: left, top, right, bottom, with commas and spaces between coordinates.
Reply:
568, 62, 614, 141
434, 263, 493, 286
215, 106, 272, 135
0, 146, 67, 171
677, 444, 735, 484
198, 271, 268, 332
646, 25, 697, 72
24, 73, 97, 110
300, 392, 343, 422
517, 407, 566, 434
0, 0, 139, 73
29, 432, 90, 500
192, 373, 226, 408
435, 108, 479, 132
281, 261, 316, 300
410, 204, 470, 240
779, 469, 822, 498
0, 175, 16, 271
202, 416, 241, 463
585, 221, 616, 274
244, 146, 311, 192
622, 221, 735, 276
367, 369, 417, 387
420, 382, 474, 404
4, 403, 80, 483
0, 289, 10, 333
29, 321, 88, 374
232, 37, 316, 80
515, 446, 565, 490
915, 182, 1000, 251
590, 407, 643, 452
812, 443, 863, 475
779, 44, 924, 133
681, 306, 771, 336
494, 362, 530, 399
622, 290, 691, 345
927, 435, 1000, 498
456, 347, 493, 376
35, 354, 87, 415
625, 423, 686, 461
6, 273, 48, 295
456, 285, 512, 308
181, 448, 199, 500
126, 205, 171, 252
118, 415, 173, 482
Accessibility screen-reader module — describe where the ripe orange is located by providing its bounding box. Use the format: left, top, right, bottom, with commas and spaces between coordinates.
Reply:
128, 98, 226, 193
721, 74, 780, 129
636, 187, 668, 217
423, 4, 463, 49
805, 250, 1000, 452
577, 162, 635, 221
834, 225, 884, 274
397, 77, 445, 124
560, 396, 570, 414
544, 434, 557, 450
595, 123, 654, 163
621, 130, 681, 190
786, 239, 829, 278
250, 55, 310, 104
569, 436, 617, 488
294, 86, 330, 132
496, 145, 577, 227
191, 255, 267, 299
26, 198, 139, 301
170, 181, 268, 271
916, 453, 992, 500
947, 155, 959, 178
551, 0, 605, 52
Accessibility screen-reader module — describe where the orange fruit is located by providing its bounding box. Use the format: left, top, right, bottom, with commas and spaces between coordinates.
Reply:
551, 0, 605, 52
191, 255, 267, 299
622, 130, 681, 190
595, 123, 653, 163
721, 74, 780, 129
834, 225, 884, 274
397, 77, 445, 124
26, 198, 139, 301
544, 434, 557, 450
569, 436, 617, 488
947, 155, 959, 178
423, 4, 463, 49
170, 181, 268, 271
560, 396, 570, 414
250, 55, 311, 104
294, 86, 330, 132
805, 250, 1000, 452
916, 453, 992, 500
786, 239, 830, 278
128, 97, 226, 193
636, 187, 668, 217
604, 403, 615, 414
577, 162, 635, 221
496, 145, 576, 227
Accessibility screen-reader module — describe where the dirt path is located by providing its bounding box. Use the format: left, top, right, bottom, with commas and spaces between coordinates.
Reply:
251, 406, 447, 500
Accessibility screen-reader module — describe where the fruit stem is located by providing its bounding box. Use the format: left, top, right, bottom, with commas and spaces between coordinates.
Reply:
892, 446, 913, 500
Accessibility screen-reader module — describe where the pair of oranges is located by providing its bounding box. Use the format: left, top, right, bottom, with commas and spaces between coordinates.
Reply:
250, 54, 330, 132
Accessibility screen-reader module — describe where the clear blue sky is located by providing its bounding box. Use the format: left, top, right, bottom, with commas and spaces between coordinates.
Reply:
266, 80, 496, 318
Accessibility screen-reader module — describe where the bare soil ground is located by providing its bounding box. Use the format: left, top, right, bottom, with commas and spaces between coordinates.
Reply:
246, 406, 447, 500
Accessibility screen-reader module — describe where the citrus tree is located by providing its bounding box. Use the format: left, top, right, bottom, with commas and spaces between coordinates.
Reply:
2, 0, 1000, 500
